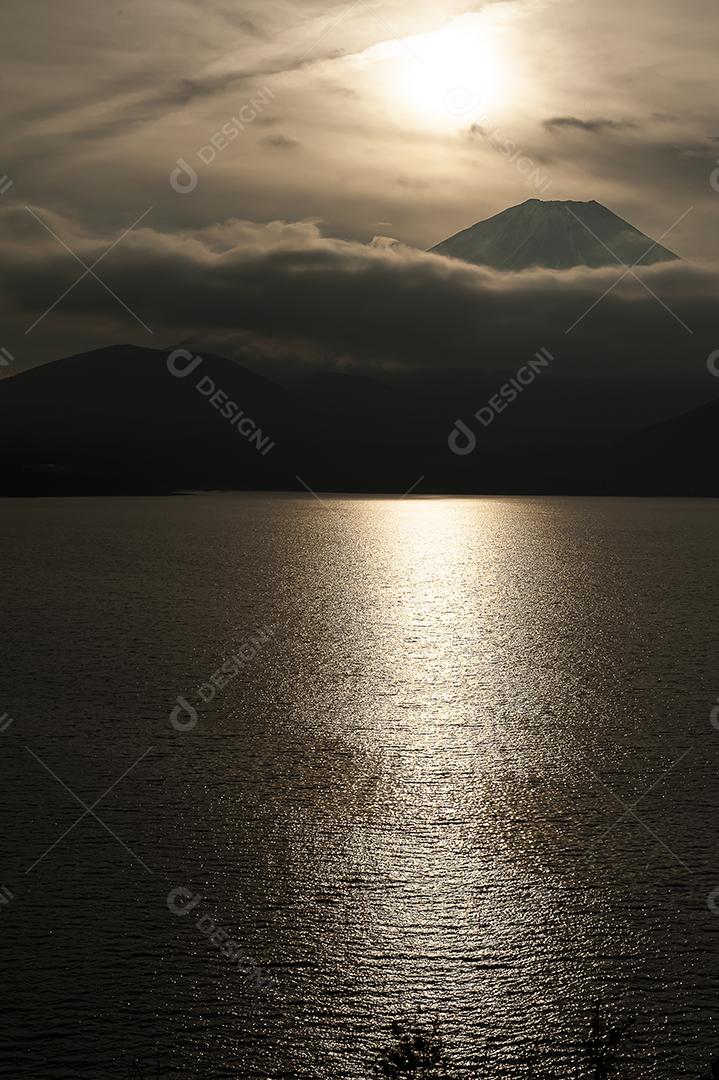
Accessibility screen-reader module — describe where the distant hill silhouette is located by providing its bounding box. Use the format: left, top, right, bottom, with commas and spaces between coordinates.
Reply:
430, 199, 680, 271
0, 345, 290, 492
619, 396, 719, 495
0, 344, 716, 496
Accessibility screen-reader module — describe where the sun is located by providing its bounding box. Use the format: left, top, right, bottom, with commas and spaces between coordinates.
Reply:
367, 14, 509, 129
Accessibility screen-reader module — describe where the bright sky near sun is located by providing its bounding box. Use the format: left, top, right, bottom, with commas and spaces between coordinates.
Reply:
1, 0, 718, 367
356, 11, 513, 130
2, 0, 716, 239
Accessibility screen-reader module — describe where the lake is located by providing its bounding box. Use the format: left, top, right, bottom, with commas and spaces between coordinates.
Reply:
1, 493, 719, 1078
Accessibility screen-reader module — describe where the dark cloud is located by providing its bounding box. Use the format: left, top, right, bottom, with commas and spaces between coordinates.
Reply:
220, 15, 267, 36
63, 71, 274, 143
467, 123, 557, 166
673, 137, 719, 159
396, 175, 431, 189
324, 84, 361, 99
544, 116, 638, 134
2, 213, 715, 398
263, 134, 301, 150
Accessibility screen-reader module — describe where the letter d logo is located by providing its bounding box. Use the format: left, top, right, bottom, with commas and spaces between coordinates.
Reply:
169, 695, 198, 731
711, 161, 719, 194
167, 886, 203, 916
167, 349, 203, 380
170, 157, 199, 194
448, 419, 477, 456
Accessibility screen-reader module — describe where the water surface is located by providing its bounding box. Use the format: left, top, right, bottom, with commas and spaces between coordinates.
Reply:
2, 494, 719, 1078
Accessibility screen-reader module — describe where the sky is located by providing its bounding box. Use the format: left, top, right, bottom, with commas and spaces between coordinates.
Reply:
1, 0, 718, 373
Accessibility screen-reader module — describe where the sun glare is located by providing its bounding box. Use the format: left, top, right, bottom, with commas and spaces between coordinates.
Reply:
366, 15, 509, 129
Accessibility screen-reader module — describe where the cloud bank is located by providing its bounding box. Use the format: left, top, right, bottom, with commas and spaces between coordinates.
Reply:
2, 210, 716, 389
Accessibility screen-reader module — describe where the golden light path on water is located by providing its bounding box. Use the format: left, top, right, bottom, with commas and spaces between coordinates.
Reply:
266, 496, 677, 1076
2, 494, 717, 1078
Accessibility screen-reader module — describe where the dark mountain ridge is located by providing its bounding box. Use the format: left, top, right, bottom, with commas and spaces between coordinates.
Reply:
1, 343, 717, 496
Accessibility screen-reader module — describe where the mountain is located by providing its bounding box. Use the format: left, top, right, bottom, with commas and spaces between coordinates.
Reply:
430, 199, 680, 271
0, 345, 448, 495
0, 345, 292, 492
0, 343, 715, 496
619, 396, 719, 495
